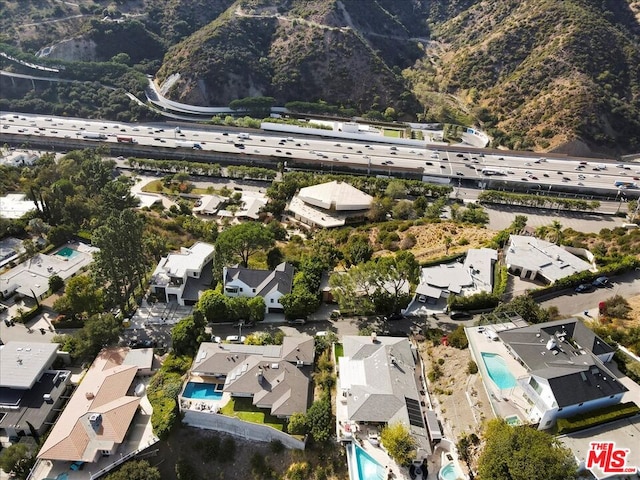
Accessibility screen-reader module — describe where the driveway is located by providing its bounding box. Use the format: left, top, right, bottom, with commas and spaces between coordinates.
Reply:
540, 270, 640, 316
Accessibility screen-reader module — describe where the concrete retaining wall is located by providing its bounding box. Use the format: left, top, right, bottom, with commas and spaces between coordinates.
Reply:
182, 410, 305, 450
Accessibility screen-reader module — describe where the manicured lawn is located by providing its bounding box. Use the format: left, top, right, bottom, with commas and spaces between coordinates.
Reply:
383, 129, 402, 138
219, 397, 286, 431
334, 343, 344, 362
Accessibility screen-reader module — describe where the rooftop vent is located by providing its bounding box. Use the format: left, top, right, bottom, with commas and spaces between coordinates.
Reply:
85, 392, 95, 400
89, 413, 102, 430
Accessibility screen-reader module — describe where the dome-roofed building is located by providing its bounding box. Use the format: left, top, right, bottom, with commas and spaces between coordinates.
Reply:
288, 181, 373, 228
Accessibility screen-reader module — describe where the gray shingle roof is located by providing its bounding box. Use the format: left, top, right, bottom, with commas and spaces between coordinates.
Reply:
498, 319, 626, 407
224, 262, 294, 296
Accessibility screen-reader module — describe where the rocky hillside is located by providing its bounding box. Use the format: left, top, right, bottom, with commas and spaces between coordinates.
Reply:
416, 0, 640, 153
155, 0, 423, 115
1, 0, 639, 154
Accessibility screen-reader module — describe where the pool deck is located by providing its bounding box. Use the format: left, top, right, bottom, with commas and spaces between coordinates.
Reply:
466, 324, 533, 423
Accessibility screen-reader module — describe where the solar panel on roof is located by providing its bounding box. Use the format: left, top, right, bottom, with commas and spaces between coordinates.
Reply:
405, 397, 425, 428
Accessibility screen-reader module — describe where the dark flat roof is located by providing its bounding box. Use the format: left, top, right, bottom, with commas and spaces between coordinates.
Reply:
0, 371, 70, 433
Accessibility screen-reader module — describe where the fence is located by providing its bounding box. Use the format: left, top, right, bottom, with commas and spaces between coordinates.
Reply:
183, 410, 305, 450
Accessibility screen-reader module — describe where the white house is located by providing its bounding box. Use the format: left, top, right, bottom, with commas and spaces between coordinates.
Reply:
223, 262, 294, 314
498, 319, 626, 430
150, 242, 215, 306
415, 247, 497, 304
505, 235, 595, 283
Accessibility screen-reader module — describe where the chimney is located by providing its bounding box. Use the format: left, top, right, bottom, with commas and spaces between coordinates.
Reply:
371, 332, 377, 343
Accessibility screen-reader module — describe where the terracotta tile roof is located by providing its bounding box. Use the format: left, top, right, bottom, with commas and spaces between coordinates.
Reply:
38, 348, 141, 462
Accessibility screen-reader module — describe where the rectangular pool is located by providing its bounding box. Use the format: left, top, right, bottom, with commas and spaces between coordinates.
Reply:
56, 247, 79, 259
481, 352, 517, 390
182, 382, 223, 401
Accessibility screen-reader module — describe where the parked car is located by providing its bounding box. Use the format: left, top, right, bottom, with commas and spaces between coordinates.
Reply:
449, 311, 472, 320
225, 335, 246, 343
287, 318, 306, 325
592, 276, 610, 288
575, 283, 595, 293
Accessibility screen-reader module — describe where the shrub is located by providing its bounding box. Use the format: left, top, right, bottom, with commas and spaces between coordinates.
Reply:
467, 360, 478, 374
286, 462, 311, 480
448, 325, 469, 349
250, 453, 276, 480
269, 439, 285, 454
448, 291, 499, 311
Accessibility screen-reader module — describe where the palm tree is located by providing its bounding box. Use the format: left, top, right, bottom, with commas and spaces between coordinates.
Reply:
550, 220, 563, 245
534, 225, 549, 240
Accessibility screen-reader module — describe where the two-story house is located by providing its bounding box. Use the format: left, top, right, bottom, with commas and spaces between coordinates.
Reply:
223, 262, 294, 314
150, 242, 215, 306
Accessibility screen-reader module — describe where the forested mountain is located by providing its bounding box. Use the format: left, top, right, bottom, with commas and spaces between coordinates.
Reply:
1, 0, 639, 154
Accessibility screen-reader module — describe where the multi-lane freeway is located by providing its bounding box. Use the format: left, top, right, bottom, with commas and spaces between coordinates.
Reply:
2, 111, 639, 197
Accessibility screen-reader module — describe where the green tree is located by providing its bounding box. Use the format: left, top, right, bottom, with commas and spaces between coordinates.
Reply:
92, 209, 148, 311
444, 235, 453, 255
48, 274, 64, 293
344, 234, 373, 266
306, 396, 332, 443
197, 289, 229, 323
287, 412, 308, 435
280, 289, 320, 319
380, 422, 416, 465
103, 460, 161, 480
0, 443, 36, 480
247, 296, 266, 322
550, 220, 564, 245
266, 246, 284, 270
604, 294, 631, 319
171, 313, 207, 356
477, 420, 577, 480
494, 294, 550, 324
216, 222, 275, 268
53, 275, 104, 317
385, 180, 406, 199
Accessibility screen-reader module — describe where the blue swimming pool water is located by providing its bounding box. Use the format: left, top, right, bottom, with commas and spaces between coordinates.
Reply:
439, 462, 464, 480
182, 382, 223, 400
481, 352, 517, 390
350, 443, 385, 480
56, 247, 79, 259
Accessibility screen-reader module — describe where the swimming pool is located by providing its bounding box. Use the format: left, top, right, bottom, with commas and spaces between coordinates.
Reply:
481, 352, 517, 390
182, 382, 223, 401
56, 247, 79, 259
348, 443, 385, 480
439, 462, 465, 480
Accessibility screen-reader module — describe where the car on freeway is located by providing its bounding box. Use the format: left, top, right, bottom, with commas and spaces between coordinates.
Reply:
449, 311, 472, 320
456, 171, 464, 176
543, 173, 550, 177
575, 283, 595, 293
521, 177, 529, 181
530, 176, 539, 180
592, 276, 610, 288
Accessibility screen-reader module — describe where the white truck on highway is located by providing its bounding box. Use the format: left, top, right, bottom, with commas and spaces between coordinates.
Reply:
81, 131, 107, 140
175, 140, 202, 149
237, 132, 251, 139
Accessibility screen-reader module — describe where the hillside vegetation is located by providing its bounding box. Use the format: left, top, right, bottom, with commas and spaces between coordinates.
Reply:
0, 0, 639, 153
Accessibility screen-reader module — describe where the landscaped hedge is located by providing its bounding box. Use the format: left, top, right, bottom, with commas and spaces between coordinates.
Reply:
14, 305, 42, 324
493, 264, 508, 297
447, 291, 499, 311
555, 402, 640, 435
420, 252, 465, 268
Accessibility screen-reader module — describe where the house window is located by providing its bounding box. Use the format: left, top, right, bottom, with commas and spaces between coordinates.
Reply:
578, 403, 583, 406
609, 395, 614, 399
529, 377, 542, 394
253, 288, 256, 293
545, 420, 552, 426
270, 299, 274, 303
239, 287, 243, 292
